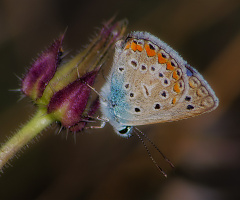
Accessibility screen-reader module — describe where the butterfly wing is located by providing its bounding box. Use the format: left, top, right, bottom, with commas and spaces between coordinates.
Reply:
107, 32, 218, 126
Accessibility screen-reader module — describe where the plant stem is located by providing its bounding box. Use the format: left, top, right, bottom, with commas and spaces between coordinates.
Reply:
0, 108, 54, 170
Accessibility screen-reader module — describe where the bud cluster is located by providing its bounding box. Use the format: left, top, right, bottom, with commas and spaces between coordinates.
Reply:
21, 18, 127, 131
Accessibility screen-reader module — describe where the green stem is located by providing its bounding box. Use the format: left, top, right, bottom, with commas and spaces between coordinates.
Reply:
0, 108, 54, 170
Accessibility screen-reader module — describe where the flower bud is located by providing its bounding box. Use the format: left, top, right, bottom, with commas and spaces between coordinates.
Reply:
69, 97, 100, 132
37, 18, 127, 106
47, 69, 98, 128
22, 34, 64, 100
20, 18, 128, 132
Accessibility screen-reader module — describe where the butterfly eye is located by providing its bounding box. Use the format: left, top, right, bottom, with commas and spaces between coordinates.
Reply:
118, 126, 132, 137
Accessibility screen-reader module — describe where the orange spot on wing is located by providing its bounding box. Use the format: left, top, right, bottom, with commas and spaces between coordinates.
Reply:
173, 82, 181, 93
125, 42, 130, 49
131, 41, 137, 51
166, 61, 174, 71
145, 44, 156, 57
172, 97, 177, 104
136, 44, 143, 52
158, 53, 167, 64
172, 70, 180, 80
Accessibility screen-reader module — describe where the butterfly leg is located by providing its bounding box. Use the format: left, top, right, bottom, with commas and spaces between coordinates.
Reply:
85, 120, 106, 129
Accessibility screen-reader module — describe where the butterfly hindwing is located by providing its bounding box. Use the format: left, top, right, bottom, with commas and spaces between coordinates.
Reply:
107, 32, 218, 126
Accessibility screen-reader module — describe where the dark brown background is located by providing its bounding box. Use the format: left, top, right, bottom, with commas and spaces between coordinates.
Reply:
0, 0, 240, 199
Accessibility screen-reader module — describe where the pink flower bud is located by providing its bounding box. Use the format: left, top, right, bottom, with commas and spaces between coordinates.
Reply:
47, 69, 99, 128
69, 97, 100, 132
22, 34, 64, 100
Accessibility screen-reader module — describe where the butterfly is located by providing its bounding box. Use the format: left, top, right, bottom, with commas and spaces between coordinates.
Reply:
100, 31, 219, 137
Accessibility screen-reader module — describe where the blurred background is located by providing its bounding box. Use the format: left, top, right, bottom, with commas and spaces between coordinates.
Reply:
0, 0, 240, 199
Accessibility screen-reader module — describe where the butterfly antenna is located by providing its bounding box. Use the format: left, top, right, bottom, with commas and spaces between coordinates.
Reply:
135, 127, 174, 168
133, 129, 168, 178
